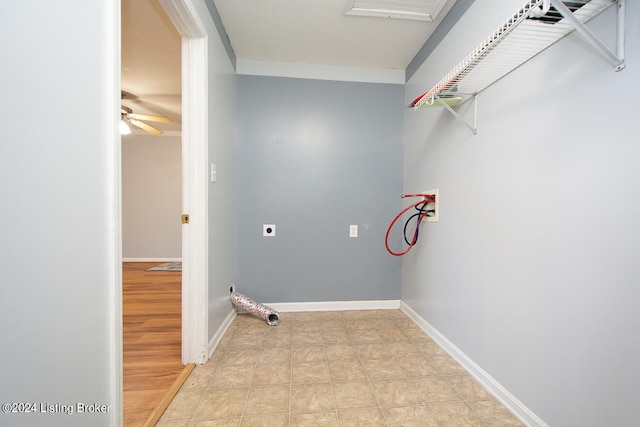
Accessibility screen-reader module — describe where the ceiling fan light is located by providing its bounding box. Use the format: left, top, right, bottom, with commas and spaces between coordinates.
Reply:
119, 119, 131, 135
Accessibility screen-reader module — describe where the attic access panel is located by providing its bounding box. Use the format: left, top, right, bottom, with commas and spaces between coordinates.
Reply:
344, 0, 450, 21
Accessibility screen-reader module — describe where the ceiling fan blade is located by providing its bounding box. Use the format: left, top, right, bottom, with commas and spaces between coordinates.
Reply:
129, 119, 163, 136
128, 113, 172, 123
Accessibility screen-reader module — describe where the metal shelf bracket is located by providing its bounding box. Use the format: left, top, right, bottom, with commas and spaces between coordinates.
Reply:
435, 93, 478, 135
551, 0, 625, 71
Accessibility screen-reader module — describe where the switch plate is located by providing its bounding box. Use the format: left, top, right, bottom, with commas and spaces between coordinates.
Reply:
210, 163, 217, 183
349, 224, 358, 238
422, 189, 439, 222
263, 224, 276, 237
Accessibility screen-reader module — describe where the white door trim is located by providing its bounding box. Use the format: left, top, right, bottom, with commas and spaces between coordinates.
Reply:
159, 0, 209, 364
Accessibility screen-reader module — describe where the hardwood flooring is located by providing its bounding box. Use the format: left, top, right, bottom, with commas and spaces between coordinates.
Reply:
123, 262, 189, 426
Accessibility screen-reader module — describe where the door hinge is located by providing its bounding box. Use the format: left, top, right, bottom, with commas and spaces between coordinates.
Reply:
181, 214, 189, 224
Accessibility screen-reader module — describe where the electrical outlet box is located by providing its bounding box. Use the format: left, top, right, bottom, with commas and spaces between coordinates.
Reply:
422, 189, 439, 222
263, 224, 276, 237
349, 224, 358, 238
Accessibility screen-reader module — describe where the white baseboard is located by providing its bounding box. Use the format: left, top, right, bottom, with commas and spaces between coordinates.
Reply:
208, 308, 237, 359
263, 299, 401, 312
122, 258, 182, 262
400, 301, 547, 427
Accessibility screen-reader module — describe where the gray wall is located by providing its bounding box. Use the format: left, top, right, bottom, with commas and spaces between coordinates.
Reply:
236, 75, 404, 303
403, 0, 640, 425
0, 1, 119, 426
122, 134, 182, 260
200, 0, 238, 342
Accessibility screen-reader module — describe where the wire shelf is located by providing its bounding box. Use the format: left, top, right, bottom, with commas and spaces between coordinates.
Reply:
411, 0, 619, 110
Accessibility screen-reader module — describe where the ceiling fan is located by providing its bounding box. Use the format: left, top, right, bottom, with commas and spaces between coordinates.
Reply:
120, 105, 172, 136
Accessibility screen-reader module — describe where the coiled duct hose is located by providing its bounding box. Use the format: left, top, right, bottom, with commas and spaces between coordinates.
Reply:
385, 193, 435, 257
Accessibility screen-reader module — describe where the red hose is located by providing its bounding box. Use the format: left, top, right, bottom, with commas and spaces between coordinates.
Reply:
385, 194, 435, 257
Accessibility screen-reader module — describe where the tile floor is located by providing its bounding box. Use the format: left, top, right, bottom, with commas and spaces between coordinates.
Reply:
157, 310, 524, 426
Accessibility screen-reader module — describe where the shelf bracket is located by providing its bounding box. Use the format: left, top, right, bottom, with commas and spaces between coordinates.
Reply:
435, 93, 478, 135
551, 0, 625, 71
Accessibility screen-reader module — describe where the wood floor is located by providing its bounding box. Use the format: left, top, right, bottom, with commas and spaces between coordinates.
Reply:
123, 262, 188, 426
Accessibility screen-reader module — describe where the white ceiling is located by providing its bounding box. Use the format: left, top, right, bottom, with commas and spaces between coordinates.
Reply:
214, 0, 456, 69
121, 0, 458, 135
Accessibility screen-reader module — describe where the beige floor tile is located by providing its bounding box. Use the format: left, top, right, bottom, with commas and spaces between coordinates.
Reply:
409, 376, 464, 403
292, 360, 331, 384
240, 413, 289, 426
327, 358, 367, 381
190, 419, 241, 426
243, 385, 290, 415
446, 375, 493, 401
257, 346, 291, 365
337, 408, 387, 426
346, 319, 372, 331
220, 348, 261, 367
210, 365, 255, 388
160, 388, 206, 421
290, 383, 335, 413
293, 321, 321, 333
432, 355, 468, 376
332, 380, 379, 409
383, 404, 438, 427
385, 341, 422, 358
470, 399, 525, 426
289, 411, 339, 426
376, 326, 409, 343
324, 343, 358, 361
370, 378, 422, 408
251, 362, 291, 385
412, 338, 447, 357
262, 331, 293, 347
292, 344, 325, 363
396, 354, 439, 377
292, 331, 323, 346
292, 311, 321, 322
182, 364, 217, 390
349, 329, 382, 343
229, 332, 265, 349
362, 357, 405, 379
161, 310, 522, 427
155, 419, 192, 427
193, 388, 249, 420
321, 319, 348, 332
322, 330, 353, 344
427, 401, 486, 426
354, 342, 392, 360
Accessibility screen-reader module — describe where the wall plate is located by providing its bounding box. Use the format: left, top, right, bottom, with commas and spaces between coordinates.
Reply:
263, 224, 276, 236
422, 189, 439, 222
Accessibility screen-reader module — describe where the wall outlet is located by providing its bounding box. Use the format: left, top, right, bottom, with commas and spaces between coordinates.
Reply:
422, 189, 439, 222
349, 224, 358, 238
263, 224, 276, 236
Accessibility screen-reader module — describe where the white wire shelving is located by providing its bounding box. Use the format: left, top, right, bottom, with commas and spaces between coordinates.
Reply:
410, 0, 626, 134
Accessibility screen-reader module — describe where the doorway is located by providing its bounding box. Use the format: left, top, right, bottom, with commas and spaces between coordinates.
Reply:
119, 0, 210, 423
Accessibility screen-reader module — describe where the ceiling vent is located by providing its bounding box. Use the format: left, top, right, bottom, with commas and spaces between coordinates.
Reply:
344, 0, 450, 22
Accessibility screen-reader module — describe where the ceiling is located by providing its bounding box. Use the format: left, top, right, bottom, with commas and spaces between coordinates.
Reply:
121, 0, 458, 135
121, 0, 182, 135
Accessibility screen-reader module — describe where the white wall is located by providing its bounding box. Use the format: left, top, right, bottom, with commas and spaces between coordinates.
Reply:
403, 1, 639, 426
0, 1, 120, 426
187, 0, 238, 347
122, 134, 182, 260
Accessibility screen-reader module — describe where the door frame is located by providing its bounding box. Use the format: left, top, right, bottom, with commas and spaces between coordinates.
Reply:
158, 0, 209, 364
